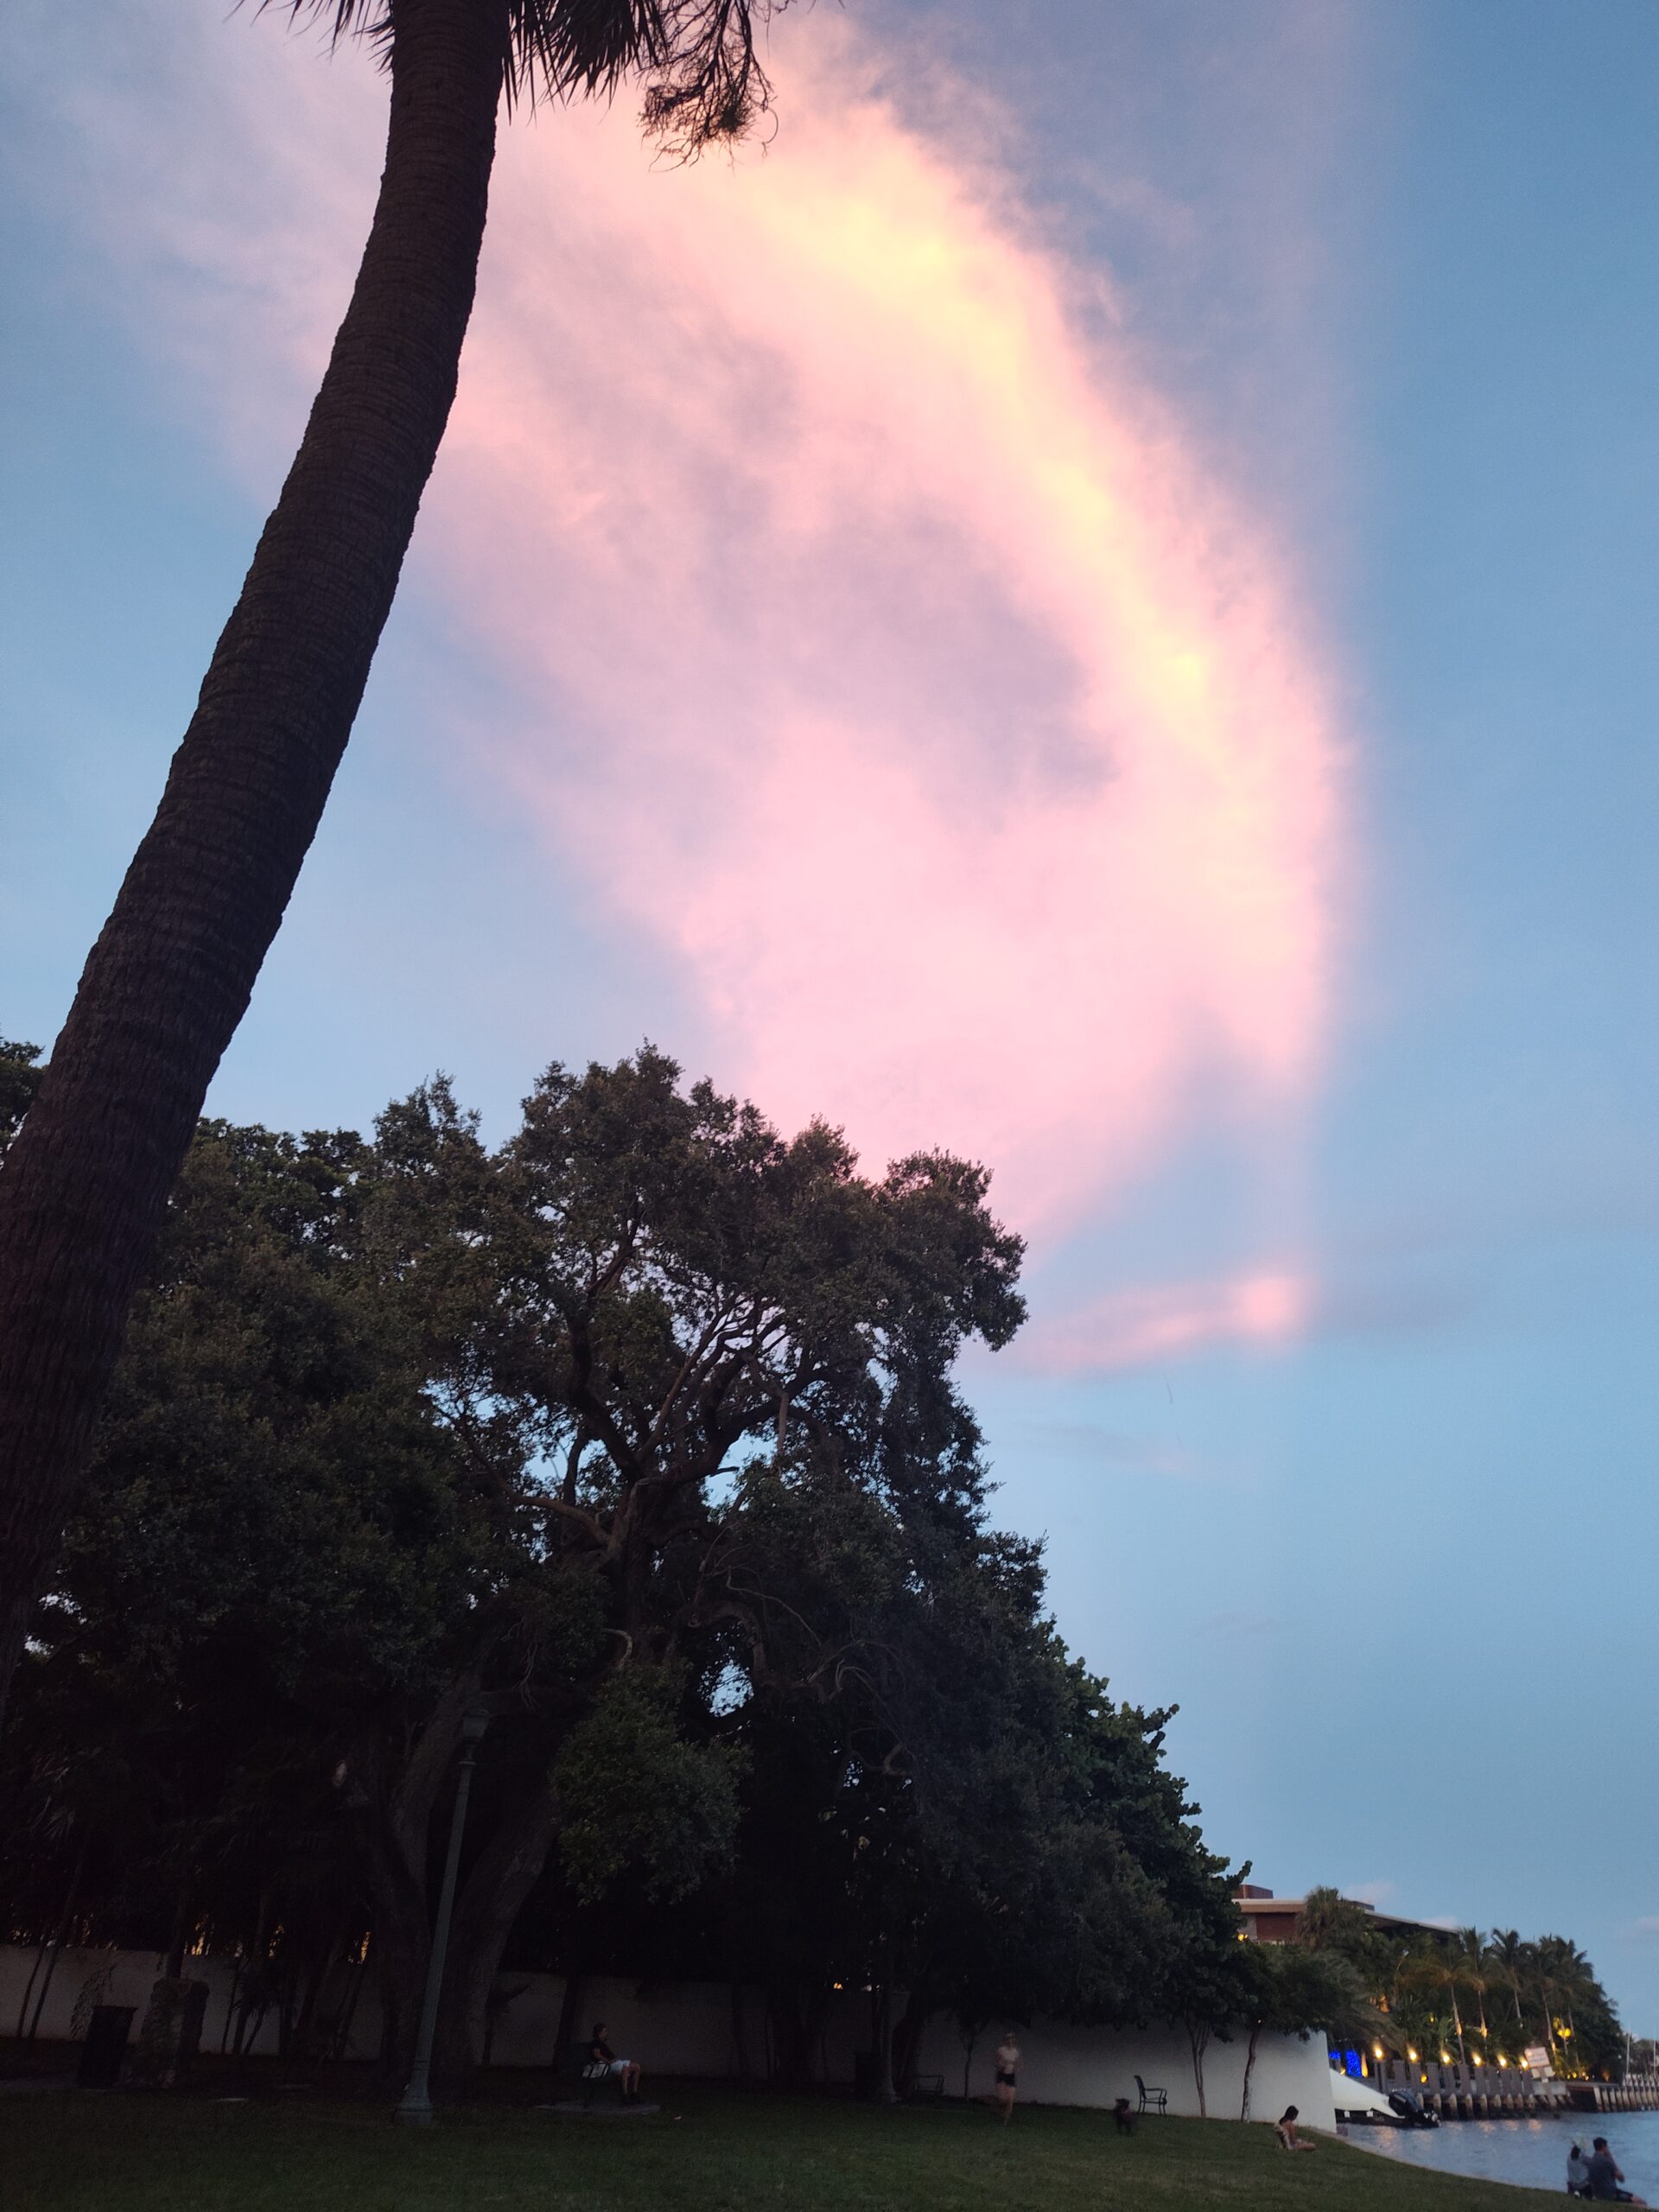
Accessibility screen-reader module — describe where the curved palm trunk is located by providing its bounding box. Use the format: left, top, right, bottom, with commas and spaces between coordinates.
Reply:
0, 0, 504, 1725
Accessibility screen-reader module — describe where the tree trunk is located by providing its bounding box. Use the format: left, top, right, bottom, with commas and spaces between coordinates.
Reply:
19, 1839, 88, 2041
959, 2020, 983, 2103
0, 0, 505, 1728
729, 1980, 751, 2082
1186, 2019, 1211, 2119
164, 1879, 194, 1981
892, 1981, 931, 2098
339, 1675, 491, 2086
331, 1941, 372, 2063
354, 1826, 432, 2088
1240, 2019, 1262, 2121
868, 1967, 898, 2105
554, 1971, 587, 2064
432, 1770, 563, 2091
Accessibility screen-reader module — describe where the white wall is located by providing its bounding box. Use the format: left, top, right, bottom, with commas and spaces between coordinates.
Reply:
0, 1944, 1335, 2124
918, 2014, 1337, 2126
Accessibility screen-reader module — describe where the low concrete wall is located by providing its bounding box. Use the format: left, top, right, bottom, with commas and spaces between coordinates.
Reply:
918, 2015, 1335, 2125
0, 1945, 1335, 2123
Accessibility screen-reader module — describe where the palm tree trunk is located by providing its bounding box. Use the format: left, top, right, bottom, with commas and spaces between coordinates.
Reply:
0, 0, 504, 1727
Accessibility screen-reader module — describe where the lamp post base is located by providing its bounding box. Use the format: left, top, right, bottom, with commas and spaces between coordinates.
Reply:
394, 2074, 436, 2126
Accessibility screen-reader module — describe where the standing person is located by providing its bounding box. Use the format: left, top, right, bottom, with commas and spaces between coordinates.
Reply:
994, 2031, 1021, 2126
586, 2021, 643, 2102
1586, 2137, 1644, 2203
1275, 2106, 1315, 2152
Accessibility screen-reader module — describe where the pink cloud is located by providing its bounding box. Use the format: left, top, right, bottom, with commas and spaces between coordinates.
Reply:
1020, 1268, 1312, 1375
442, 27, 1344, 1225
35, 5, 1345, 1232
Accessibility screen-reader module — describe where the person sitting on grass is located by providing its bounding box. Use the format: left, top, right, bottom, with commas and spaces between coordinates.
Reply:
1569, 2144, 1594, 2197
1275, 2105, 1314, 2151
1586, 2137, 1646, 2204
586, 2021, 642, 2102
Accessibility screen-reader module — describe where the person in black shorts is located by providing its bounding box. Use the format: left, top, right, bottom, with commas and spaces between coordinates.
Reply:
994, 2031, 1020, 2126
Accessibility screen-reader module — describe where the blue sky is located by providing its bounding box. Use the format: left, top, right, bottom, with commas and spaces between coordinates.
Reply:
4, 2, 1657, 2017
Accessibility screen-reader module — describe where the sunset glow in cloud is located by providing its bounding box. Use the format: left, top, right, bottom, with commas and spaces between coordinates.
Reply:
1022, 1268, 1313, 1375
60, 5, 1343, 1231
448, 29, 1343, 1224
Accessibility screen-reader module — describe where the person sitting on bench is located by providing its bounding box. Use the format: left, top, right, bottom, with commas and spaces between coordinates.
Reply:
586, 2021, 642, 2101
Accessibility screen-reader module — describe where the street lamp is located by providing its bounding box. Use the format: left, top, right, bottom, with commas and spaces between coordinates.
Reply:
395, 1707, 489, 2126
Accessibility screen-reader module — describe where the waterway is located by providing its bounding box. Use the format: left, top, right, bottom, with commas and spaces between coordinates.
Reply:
1346, 2108, 1659, 2199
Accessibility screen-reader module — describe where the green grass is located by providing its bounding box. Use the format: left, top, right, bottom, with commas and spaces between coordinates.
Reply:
0, 2086, 1554, 2212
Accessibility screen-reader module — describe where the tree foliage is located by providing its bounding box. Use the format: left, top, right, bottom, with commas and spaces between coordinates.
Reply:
1290, 1889, 1624, 2079
2, 1048, 1254, 2088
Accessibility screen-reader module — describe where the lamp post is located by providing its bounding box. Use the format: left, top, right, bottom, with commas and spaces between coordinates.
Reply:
394, 1707, 488, 2126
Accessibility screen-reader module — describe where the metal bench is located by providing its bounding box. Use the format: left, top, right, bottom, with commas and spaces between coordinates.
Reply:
1135, 2074, 1169, 2115
555, 2041, 629, 2109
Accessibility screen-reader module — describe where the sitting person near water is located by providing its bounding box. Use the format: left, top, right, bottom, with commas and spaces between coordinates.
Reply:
1585, 2137, 1646, 2204
1570, 2144, 1594, 2196
1274, 2105, 1315, 2151
585, 2021, 643, 2102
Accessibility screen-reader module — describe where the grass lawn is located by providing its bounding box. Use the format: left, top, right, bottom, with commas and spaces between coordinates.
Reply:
0, 2087, 1555, 2212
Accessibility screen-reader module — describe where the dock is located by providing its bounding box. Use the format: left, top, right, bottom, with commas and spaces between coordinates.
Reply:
1370, 2058, 1659, 2119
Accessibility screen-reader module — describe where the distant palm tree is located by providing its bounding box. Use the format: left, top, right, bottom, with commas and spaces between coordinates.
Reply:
1534, 1935, 1596, 2073
1488, 1929, 1529, 2035
1400, 1946, 1467, 2063
1454, 1927, 1491, 2041
0, 0, 778, 1725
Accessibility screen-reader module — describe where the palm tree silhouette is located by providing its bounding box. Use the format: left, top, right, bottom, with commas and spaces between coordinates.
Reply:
0, 0, 780, 1724
1454, 1928, 1491, 2043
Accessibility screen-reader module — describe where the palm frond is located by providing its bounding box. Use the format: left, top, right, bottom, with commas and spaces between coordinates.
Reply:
266, 0, 779, 150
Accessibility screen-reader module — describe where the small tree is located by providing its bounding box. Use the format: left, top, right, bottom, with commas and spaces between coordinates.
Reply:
1236, 1943, 1378, 2121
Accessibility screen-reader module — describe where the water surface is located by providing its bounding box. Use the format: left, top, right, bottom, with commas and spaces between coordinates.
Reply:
1347, 2108, 1659, 2199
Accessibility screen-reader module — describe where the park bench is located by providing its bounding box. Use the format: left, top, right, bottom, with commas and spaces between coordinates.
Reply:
1135, 2074, 1168, 2116
554, 2041, 629, 2109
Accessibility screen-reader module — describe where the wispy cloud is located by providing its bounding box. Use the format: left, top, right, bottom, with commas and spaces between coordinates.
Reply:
1001, 1418, 1208, 1478
1020, 1267, 1312, 1374
21, 3, 1344, 1232
1203, 1610, 1281, 1641
1345, 1879, 1399, 1908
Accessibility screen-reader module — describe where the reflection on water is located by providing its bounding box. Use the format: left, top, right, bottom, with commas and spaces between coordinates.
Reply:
1346, 2108, 1659, 2200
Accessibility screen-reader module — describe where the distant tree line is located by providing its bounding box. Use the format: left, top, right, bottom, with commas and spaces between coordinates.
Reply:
1285, 1888, 1625, 2082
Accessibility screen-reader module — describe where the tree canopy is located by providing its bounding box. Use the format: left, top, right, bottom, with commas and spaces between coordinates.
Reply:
3, 1049, 1262, 2088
